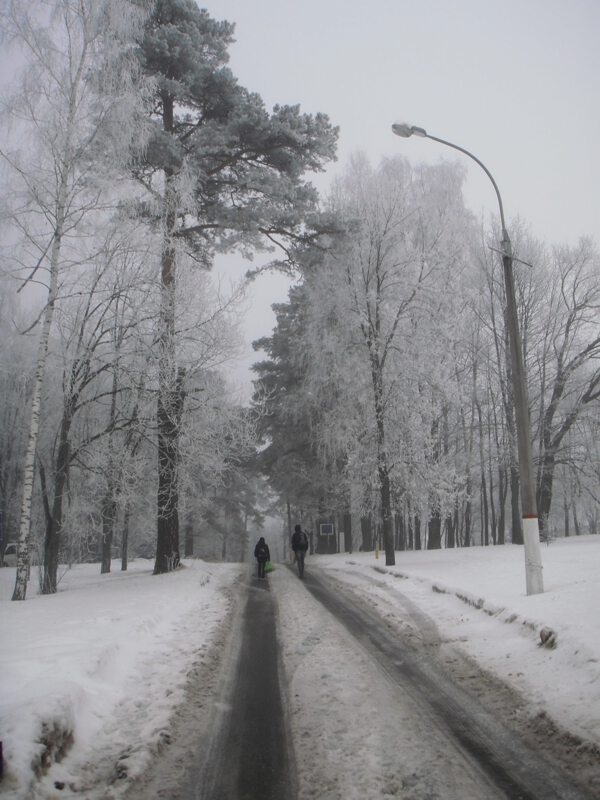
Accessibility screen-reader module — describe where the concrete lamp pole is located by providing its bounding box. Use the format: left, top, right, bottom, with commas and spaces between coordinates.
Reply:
391, 123, 544, 596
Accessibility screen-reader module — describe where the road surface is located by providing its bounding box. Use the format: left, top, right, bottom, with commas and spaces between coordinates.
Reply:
196, 576, 295, 800
127, 565, 598, 800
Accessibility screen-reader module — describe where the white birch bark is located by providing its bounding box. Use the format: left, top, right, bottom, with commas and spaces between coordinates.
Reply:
10, 5, 85, 598
11, 155, 67, 598
11, 300, 55, 600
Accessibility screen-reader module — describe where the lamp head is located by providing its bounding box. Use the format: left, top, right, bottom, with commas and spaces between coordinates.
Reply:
391, 123, 427, 138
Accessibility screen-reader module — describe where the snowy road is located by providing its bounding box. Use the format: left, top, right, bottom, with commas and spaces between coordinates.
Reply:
127, 563, 597, 800
282, 567, 594, 800
197, 577, 296, 800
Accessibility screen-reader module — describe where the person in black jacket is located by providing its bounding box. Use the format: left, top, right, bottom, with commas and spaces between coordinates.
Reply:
254, 536, 270, 579
291, 524, 309, 578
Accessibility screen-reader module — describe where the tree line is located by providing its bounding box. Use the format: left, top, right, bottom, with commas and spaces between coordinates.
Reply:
253, 155, 600, 564
1, 1, 598, 597
0, 0, 337, 599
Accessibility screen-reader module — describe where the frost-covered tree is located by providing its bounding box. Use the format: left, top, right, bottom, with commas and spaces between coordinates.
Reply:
527, 239, 600, 530
255, 158, 600, 553
132, 0, 337, 573
36, 224, 156, 591
1, 0, 148, 599
179, 372, 261, 560
301, 154, 472, 565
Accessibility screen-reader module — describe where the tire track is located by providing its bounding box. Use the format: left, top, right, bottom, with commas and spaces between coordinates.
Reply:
197, 574, 296, 800
301, 567, 595, 800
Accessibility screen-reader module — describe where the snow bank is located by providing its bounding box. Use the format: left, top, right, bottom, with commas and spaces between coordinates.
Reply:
0, 559, 242, 799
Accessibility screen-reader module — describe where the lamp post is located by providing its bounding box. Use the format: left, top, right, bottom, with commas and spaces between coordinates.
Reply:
392, 123, 543, 595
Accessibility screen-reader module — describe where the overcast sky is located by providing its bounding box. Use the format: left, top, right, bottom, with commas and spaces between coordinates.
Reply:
209, 0, 600, 395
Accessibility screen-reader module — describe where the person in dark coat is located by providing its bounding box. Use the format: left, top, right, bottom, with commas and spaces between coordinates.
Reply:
254, 536, 270, 579
291, 524, 309, 578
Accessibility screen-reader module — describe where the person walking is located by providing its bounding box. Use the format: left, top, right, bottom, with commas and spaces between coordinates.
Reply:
254, 536, 270, 579
291, 524, 309, 578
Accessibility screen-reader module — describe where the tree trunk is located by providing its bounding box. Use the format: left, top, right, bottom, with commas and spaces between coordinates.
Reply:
395, 511, 406, 551
427, 509, 442, 550
286, 497, 292, 548
481, 474, 489, 546
475, 400, 489, 546
442, 408, 455, 549
427, 416, 442, 551
379, 464, 395, 564
368, 333, 395, 565
360, 515, 372, 551
13, 222, 64, 599
446, 505, 456, 548
573, 504, 581, 536
12, 304, 54, 600
101, 366, 119, 574
510, 464, 522, 544
488, 458, 497, 545
343, 512, 352, 553
43, 396, 74, 594
184, 515, 194, 557
242, 504, 249, 562
537, 452, 555, 534
154, 95, 185, 575
464, 477, 472, 547
100, 488, 116, 574
414, 514, 421, 551
497, 464, 507, 545
454, 505, 460, 547
121, 503, 130, 571
155, 366, 186, 573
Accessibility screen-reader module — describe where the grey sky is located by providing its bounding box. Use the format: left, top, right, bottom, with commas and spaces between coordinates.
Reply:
211, 0, 600, 394
213, 0, 599, 238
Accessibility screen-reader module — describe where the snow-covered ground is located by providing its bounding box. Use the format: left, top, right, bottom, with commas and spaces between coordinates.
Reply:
1, 536, 599, 799
0, 559, 243, 799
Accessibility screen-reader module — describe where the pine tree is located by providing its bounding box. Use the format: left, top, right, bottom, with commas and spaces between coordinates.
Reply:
132, 0, 337, 573
252, 289, 320, 514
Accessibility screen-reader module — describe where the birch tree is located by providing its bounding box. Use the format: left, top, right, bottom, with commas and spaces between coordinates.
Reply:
1, 0, 147, 598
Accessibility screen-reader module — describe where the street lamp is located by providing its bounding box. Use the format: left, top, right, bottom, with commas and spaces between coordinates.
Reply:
392, 123, 544, 596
